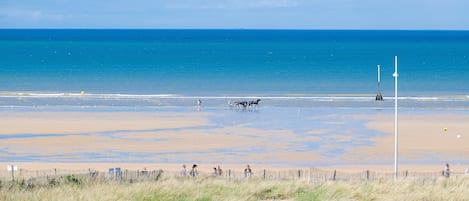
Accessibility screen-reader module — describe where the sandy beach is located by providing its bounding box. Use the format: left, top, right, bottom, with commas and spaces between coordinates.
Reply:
0, 111, 210, 135
1, 109, 468, 174
354, 114, 469, 162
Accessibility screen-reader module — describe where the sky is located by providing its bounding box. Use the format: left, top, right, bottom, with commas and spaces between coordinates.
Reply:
0, 0, 468, 29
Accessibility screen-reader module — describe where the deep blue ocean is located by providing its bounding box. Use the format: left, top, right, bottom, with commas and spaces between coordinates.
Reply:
0, 29, 468, 108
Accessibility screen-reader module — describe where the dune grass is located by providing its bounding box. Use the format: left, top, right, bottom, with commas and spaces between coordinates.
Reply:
1, 175, 468, 201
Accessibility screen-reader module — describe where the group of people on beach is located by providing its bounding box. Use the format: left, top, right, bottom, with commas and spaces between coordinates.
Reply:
180, 163, 465, 179
442, 163, 469, 178
179, 164, 200, 177
212, 165, 223, 176
180, 164, 253, 178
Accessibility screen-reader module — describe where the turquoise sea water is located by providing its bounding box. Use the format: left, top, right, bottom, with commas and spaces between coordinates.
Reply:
1, 29, 468, 108
1, 30, 468, 95
1, 30, 468, 165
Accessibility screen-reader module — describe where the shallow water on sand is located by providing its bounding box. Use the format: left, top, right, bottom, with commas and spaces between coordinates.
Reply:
1, 105, 468, 167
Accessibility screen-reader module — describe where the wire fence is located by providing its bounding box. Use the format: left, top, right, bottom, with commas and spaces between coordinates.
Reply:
1, 167, 467, 186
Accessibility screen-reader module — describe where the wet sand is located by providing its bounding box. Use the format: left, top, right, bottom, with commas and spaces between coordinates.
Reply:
1, 110, 468, 172
351, 114, 469, 163
0, 112, 210, 135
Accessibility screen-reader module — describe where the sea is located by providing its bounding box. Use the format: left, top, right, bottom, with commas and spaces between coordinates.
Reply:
1, 30, 468, 165
0, 29, 468, 108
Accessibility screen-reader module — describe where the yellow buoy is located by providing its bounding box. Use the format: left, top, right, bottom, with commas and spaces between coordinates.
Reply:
80, 91, 85, 95
444, 128, 448, 131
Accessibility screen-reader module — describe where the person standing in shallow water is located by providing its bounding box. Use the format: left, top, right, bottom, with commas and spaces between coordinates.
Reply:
197, 99, 202, 111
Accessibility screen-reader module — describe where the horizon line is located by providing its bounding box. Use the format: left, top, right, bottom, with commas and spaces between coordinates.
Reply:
1, 28, 469, 31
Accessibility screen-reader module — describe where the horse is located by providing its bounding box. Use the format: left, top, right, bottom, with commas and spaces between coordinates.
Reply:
248, 99, 261, 107
234, 101, 248, 110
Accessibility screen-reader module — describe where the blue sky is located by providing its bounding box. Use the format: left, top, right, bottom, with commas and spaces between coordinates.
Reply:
0, 0, 468, 29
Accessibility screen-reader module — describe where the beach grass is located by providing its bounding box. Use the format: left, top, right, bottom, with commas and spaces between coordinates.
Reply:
1, 174, 469, 201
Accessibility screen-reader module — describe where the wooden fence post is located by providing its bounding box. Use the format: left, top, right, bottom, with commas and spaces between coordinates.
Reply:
263, 169, 266, 179
333, 170, 337, 181
11, 166, 14, 183
365, 170, 369, 180
298, 169, 301, 179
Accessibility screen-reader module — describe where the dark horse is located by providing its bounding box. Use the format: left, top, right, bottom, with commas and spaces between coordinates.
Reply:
248, 99, 261, 107
234, 101, 248, 109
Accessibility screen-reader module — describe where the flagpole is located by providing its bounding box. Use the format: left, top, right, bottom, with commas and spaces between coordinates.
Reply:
393, 56, 399, 180
376, 64, 383, 101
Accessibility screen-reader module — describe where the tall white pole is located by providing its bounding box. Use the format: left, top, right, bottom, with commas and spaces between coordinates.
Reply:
376, 64, 383, 101
378, 64, 381, 83
393, 56, 399, 180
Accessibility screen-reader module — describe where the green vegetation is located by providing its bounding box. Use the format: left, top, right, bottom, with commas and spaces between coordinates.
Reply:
1, 175, 468, 201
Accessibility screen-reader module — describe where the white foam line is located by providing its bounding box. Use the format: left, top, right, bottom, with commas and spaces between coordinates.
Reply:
1, 92, 468, 101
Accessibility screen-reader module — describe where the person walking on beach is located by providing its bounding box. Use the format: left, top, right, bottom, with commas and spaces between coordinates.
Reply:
213, 167, 218, 176
180, 164, 187, 177
190, 164, 198, 177
244, 164, 252, 178
444, 163, 450, 178
217, 165, 223, 176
